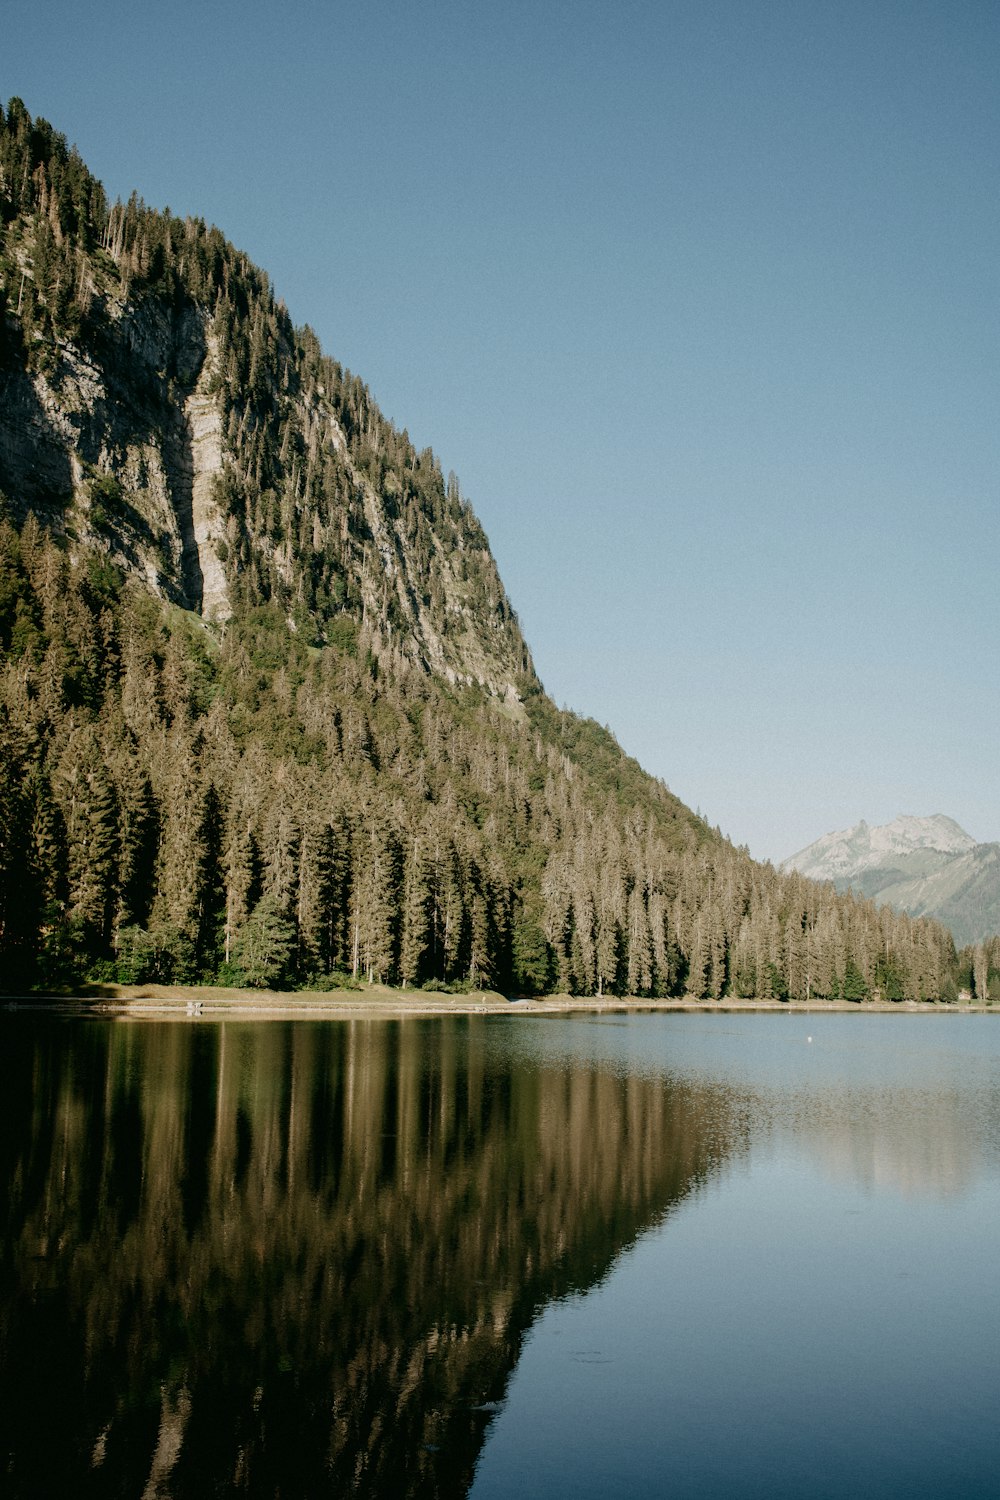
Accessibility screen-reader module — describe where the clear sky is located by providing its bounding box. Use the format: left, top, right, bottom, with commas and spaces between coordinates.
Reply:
4, 0, 998, 862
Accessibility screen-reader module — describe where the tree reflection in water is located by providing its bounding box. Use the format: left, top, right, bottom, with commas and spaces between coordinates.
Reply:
0, 1017, 740, 1498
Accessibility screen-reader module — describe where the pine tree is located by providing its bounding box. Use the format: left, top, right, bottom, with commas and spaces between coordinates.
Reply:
400, 833, 434, 987
232, 892, 295, 988
0, 714, 41, 984
55, 730, 118, 953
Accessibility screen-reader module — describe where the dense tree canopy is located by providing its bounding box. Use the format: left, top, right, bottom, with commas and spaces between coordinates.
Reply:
0, 516, 965, 1000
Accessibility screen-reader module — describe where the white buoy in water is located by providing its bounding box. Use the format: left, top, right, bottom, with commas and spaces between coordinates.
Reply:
807, 1036, 812, 1043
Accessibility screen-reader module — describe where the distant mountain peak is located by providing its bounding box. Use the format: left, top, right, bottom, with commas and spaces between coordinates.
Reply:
782, 814, 975, 882
871, 814, 976, 857
780, 814, 1000, 948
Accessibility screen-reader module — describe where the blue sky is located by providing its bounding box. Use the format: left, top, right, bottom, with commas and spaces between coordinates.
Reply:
4, 0, 998, 861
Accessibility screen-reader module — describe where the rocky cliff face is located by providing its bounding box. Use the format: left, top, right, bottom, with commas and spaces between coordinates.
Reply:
181, 331, 229, 620
0, 102, 533, 700
782, 815, 976, 882
0, 290, 221, 612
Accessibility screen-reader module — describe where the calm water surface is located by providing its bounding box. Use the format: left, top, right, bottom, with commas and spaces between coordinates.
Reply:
2, 1011, 998, 1498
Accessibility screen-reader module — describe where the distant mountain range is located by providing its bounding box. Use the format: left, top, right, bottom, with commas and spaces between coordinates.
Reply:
781, 816, 1000, 949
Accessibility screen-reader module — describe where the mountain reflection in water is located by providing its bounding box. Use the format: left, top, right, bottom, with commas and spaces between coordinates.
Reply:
0, 1016, 741, 1498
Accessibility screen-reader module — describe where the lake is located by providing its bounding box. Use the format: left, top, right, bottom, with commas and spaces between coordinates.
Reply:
2, 1011, 998, 1497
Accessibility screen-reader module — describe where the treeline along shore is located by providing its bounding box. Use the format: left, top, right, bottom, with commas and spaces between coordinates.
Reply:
3, 514, 987, 1006
8, 984, 998, 1020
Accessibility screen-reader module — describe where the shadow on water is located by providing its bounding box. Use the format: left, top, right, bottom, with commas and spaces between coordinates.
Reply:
0, 1016, 742, 1498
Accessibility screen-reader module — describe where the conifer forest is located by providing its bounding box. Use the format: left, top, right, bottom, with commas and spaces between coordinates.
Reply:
0, 99, 991, 1002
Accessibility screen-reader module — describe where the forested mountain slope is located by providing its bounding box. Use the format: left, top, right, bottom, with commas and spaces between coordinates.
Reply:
0, 100, 973, 1001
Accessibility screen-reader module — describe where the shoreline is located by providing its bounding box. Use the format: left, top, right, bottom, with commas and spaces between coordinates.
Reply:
2, 982, 995, 1020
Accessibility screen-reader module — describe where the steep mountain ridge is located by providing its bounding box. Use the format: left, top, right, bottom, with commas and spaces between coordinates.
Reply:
782, 816, 1000, 948
783, 815, 976, 882
0, 100, 979, 1000
0, 102, 531, 699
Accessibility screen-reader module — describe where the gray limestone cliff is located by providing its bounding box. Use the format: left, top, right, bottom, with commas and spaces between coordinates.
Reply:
0, 287, 230, 619
0, 115, 533, 702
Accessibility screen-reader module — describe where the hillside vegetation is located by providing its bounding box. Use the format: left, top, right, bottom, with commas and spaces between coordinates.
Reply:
0, 99, 979, 1001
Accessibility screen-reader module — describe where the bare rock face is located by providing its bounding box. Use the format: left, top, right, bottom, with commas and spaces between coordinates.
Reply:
0, 359, 75, 517
181, 336, 229, 622
0, 262, 527, 694
0, 292, 233, 621
782, 815, 976, 882
0, 120, 532, 704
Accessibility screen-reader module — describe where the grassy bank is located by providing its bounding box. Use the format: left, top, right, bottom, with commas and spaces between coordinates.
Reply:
4, 983, 995, 1019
